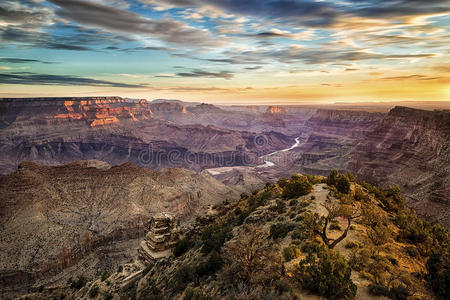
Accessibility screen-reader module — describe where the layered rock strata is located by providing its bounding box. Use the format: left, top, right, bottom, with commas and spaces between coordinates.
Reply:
138, 213, 178, 265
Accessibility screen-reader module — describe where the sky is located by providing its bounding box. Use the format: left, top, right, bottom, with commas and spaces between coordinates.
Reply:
0, 0, 449, 104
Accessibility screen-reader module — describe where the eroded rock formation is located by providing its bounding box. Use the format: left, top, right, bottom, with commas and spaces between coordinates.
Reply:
138, 213, 179, 265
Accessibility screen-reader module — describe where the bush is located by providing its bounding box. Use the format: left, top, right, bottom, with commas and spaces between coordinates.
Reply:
183, 287, 210, 300
404, 246, 419, 258
70, 275, 87, 290
174, 238, 194, 257
291, 227, 307, 241
300, 240, 321, 254
289, 199, 298, 206
269, 223, 296, 240
101, 271, 110, 281
89, 284, 99, 298
201, 223, 232, 254
283, 245, 301, 261
195, 250, 223, 278
103, 293, 113, 300
297, 246, 357, 299
274, 199, 286, 213
282, 175, 312, 199
426, 251, 450, 299
173, 265, 196, 292
368, 284, 389, 297
336, 176, 351, 194
345, 241, 360, 249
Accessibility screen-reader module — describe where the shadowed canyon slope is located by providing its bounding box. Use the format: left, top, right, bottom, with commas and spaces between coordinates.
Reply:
349, 106, 450, 226
0, 161, 238, 294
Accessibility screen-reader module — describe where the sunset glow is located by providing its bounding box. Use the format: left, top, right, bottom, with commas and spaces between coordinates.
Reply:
0, 0, 449, 104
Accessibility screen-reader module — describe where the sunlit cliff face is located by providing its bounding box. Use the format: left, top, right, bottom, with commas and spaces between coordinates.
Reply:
0, 0, 449, 104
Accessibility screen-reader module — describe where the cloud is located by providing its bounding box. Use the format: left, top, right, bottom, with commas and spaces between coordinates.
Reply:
47, 0, 217, 47
245, 66, 263, 70
350, 0, 450, 19
0, 57, 56, 64
0, 72, 148, 88
0, 26, 93, 51
382, 74, 445, 81
0, 1, 53, 27
176, 70, 234, 79
143, 0, 338, 26
226, 47, 437, 65
142, 0, 450, 27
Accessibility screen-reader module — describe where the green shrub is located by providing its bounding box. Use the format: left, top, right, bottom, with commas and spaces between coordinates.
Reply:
405, 246, 419, 258
174, 238, 194, 257
291, 228, 307, 241
426, 251, 450, 299
269, 223, 296, 240
201, 223, 232, 254
283, 245, 301, 262
103, 292, 113, 300
297, 246, 357, 299
327, 170, 351, 194
195, 250, 223, 278
282, 175, 312, 199
345, 241, 360, 249
139, 282, 162, 300
173, 265, 196, 292
100, 271, 110, 281
300, 240, 321, 254
70, 275, 87, 290
368, 284, 389, 297
117, 265, 123, 272
275, 199, 287, 213
183, 287, 210, 300
89, 284, 99, 298
289, 199, 298, 206
278, 177, 290, 188
336, 176, 351, 194
327, 169, 339, 187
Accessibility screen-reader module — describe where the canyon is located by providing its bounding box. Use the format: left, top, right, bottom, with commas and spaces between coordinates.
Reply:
0, 97, 449, 297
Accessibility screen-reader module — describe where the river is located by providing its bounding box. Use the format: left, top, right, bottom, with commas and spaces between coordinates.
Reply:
206, 136, 301, 175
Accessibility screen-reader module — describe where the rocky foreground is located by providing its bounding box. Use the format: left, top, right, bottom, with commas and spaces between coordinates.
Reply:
0, 161, 239, 296
14, 173, 449, 300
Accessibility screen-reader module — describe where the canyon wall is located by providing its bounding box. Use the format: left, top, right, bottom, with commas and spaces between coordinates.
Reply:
0, 97, 294, 174
348, 106, 450, 225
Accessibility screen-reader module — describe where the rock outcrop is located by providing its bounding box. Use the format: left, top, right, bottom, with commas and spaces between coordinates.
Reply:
138, 213, 178, 265
266, 106, 287, 114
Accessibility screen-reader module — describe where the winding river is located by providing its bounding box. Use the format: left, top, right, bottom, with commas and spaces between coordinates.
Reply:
206, 136, 302, 175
